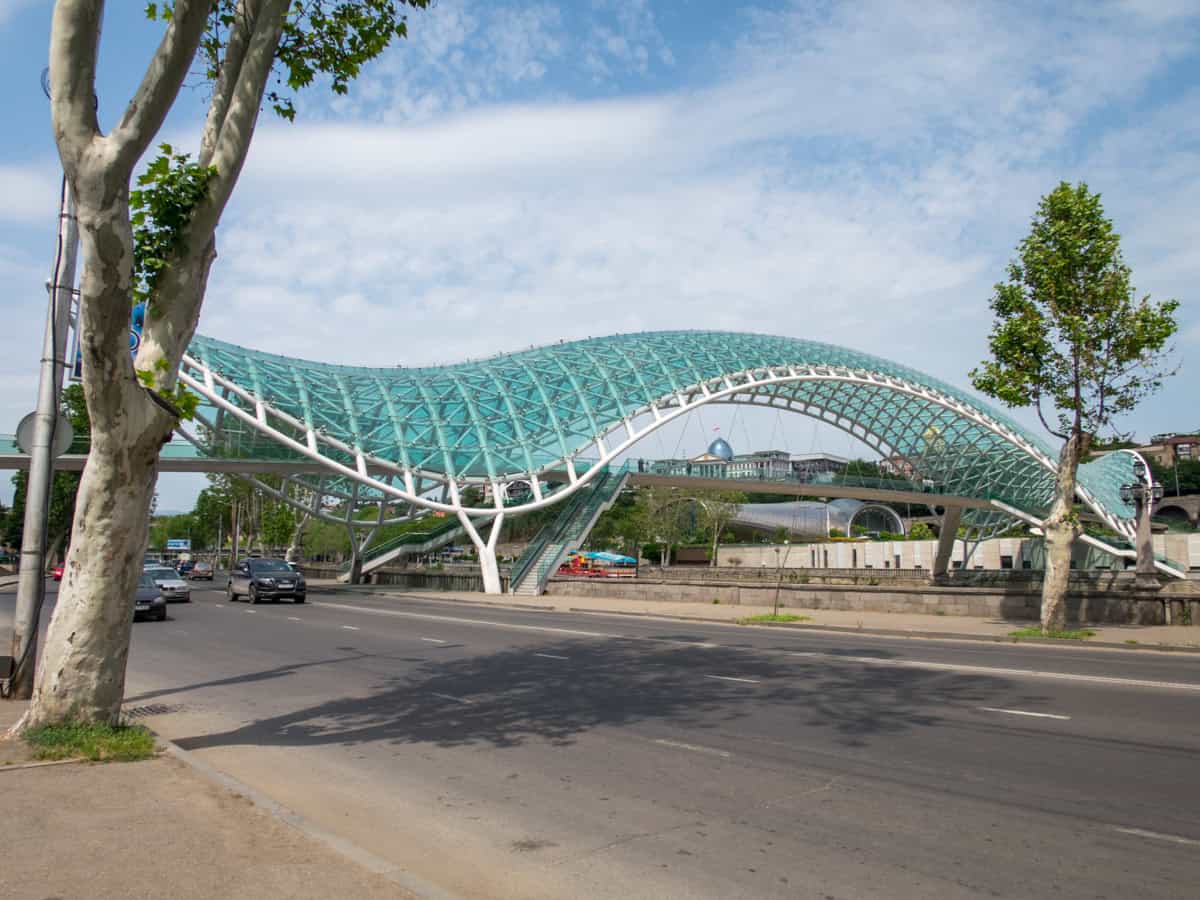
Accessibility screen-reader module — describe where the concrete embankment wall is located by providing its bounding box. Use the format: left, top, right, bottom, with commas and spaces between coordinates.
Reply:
544, 576, 1200, 626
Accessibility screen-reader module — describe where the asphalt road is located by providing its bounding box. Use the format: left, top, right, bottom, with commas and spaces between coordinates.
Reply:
4, 583, 1200, 899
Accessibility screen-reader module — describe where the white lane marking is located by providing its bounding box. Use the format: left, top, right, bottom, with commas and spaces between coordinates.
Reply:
653, 738, 732, 759
420, 637, 446, 644
705, 674, 760, 684
308, 602, 1200, 693
837, 654, 1200, 693
341, 625, 359, 631
978, 706, 1071, 721
310, 602, 626, 639
245, 609, 256, 614
287, 616, 302, 622
215, 603, 225, 608
431, 692, 474, 705
1111, 826, 1200, 847
535, 652, 569, 660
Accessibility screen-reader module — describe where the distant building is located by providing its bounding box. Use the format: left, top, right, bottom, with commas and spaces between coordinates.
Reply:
879, 455, 919, 478
1138, 434, 1200, 468
648, 438, 849, 483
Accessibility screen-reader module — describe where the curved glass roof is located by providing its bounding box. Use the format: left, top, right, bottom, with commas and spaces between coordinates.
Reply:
184, 329, 1135, 532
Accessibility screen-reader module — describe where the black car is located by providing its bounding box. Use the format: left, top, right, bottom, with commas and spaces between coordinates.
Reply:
227, 558, 307, 604
134, 572, 168, 621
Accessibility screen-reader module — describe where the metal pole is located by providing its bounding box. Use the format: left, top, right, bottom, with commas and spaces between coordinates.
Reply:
6, 178, 78, 698
1134, 488, 1158, 592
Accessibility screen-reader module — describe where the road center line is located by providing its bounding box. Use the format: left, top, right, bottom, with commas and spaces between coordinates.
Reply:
341, 625, 359, 631
535, 652, 569, 660
245, 609, 256, 614
420, 637, 446, 643
705, 674, 760, 684
1110, 826, 1200, 847
978, 706, 1071, 721
653, 738, 732, 758
286, 616, 302, 622
430, 692, 474, 705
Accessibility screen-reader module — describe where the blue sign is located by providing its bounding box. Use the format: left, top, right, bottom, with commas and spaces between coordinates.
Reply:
71, 301, 146, 381
166, 538, 191, 551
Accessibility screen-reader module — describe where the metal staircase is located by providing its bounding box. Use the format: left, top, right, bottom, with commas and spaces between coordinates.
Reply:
509, 467, 629, 596
337, 516, 466, 583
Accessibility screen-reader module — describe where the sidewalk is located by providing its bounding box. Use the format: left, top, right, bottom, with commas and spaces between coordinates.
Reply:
0, 701, 419, 900
337, 584, 1200, 651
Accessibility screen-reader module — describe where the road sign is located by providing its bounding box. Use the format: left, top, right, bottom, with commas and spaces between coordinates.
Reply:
15, 412, 74, 457
166, 538, 191, 551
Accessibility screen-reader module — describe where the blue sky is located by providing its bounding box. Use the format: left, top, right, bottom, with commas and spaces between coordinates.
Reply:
1, 0, 1197, 512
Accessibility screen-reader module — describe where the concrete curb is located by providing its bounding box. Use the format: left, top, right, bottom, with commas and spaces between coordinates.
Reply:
562, 606, 1200, 653
375, 591, 557, 613
0, 756, 87, 773
326, 590, 1200, 654
155, 737, 461, 900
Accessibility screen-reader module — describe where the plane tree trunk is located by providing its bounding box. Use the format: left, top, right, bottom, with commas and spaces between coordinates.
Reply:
1039, 432, 1086, 633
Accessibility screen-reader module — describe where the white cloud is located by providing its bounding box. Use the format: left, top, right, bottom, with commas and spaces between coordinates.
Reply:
0, 0, 41, 28
0, 163, 62, 225
2, 0, 1197, 463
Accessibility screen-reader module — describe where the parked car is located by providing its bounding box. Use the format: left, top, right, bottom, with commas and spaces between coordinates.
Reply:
134, 572, 168, 621
51, 564, 64, 581
227, 557, 306, 604
189, 561, 214, 581
144, 565, 191, 602
176, 559, 195, 577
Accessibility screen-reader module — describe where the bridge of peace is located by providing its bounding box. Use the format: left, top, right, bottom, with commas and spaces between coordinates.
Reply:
2, 330, 1185, 594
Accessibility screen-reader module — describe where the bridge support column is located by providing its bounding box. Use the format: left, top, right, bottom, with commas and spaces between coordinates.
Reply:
933, 507, 962, 578
458, 509, 506, 595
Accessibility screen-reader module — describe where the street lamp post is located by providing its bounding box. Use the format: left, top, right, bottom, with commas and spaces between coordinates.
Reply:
772, 539, 790, 617
1119, 458, 1164, 597
5, 176, 79, 699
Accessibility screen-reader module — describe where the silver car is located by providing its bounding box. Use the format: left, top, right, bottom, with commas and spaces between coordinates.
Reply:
144, 565, 191, 602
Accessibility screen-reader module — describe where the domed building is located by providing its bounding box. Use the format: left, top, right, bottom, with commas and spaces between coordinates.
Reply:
707, 436, 734, 461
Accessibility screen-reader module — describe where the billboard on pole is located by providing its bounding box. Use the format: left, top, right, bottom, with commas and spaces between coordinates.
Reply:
166, 538, 191, 551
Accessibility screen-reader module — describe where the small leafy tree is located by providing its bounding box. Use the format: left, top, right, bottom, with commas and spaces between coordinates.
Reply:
692, 490, 745, 567
19, 0, 428, 727
970, 182, 1178, 632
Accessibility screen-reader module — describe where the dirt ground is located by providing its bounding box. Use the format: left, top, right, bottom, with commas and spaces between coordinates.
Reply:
0, 703, 418, 900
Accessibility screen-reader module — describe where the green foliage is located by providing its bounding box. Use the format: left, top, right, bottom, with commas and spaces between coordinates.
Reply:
1149, 459, 1200, 496
177, 1, 430, 123
970, 182, 1179, 439
738, 614, 812, 624
1009, 626, 1096, 641
907, 522, 936, 541
24, 721, 157, 762
130, 144, 217, 307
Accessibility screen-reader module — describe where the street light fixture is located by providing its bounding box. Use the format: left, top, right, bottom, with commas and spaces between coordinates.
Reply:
1120, 456, 1163, 594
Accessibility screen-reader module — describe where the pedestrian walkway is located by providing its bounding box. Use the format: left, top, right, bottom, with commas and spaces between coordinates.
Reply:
332, 583, 1200, 651
0, 701, 417, 900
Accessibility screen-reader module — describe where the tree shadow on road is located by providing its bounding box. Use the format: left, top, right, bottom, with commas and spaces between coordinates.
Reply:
171, 635, 1044, 753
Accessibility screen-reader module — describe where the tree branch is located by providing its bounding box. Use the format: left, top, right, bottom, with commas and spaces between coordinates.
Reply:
48, 0, 105, 171
109, 0, 214, 173
200, 0, 256, 167
191, 0, 288, 240
1035, 392, 1068, 441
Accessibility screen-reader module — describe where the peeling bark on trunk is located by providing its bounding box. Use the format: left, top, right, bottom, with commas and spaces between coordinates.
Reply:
1040, 433, 1086, 633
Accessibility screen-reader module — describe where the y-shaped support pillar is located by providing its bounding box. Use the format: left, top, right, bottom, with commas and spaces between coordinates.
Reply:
453, 483, 506, 594
933, 506, 962, 578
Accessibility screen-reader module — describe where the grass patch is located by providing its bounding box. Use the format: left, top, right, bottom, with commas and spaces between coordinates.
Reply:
738, 613, 812, 625
24, 722, 158, 763
1008, 627, 1096, 641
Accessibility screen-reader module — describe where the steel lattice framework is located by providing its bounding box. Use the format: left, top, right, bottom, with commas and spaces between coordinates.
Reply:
177, 330, 1150, 588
